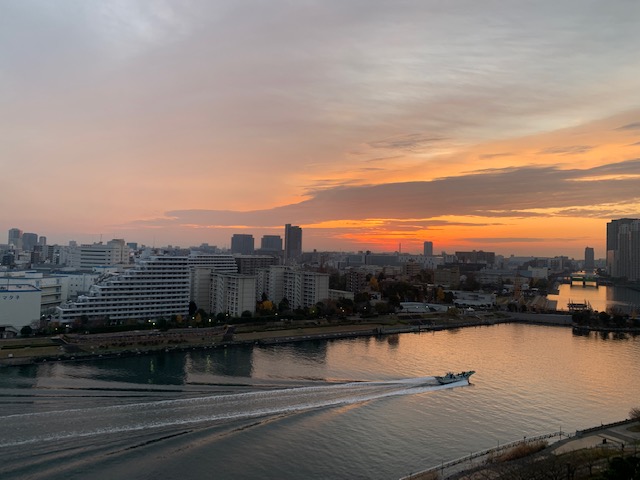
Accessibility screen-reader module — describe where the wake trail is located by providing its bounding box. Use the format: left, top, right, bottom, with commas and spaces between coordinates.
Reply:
0, 377, 468, 448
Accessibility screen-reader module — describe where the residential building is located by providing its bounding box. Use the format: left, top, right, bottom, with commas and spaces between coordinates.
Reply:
235, 255, 278, 275
187, 252, 238, 273
256, 265, 289, 304
56, 255, 191, 323
284, 269, 329, 310
210, 273, 256, 317
423, 241, 433, 257
67, 239, 130, 270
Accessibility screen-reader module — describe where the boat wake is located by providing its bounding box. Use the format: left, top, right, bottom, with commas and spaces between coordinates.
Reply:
0, 376, 468, 448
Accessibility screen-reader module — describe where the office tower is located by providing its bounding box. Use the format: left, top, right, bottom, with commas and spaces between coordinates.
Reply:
22, 233, 39, 252
230, 234, 255, 255
423, 241, 433, 257
261, 235, 283, 252
584, 247, 595, 271
8, 228, 23, 249
284, 224, 302, 263
606, 218, 640, 281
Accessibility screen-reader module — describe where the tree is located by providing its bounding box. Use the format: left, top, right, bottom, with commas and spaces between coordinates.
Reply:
278, 297, 290, 312
188, 301, 198, 317
20, 325, 33, 337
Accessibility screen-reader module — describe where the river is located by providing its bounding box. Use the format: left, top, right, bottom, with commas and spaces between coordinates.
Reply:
548, 283, 640, 313
1, 323, 639, 479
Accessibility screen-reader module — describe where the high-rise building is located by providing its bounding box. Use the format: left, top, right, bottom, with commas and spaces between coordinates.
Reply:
260, 235, 283, 252
21, 233, 39, 252
607, 218, 640, 281
423, 241, 433, 257
230, 234, 255, 255
584, 247, 595, 271
8, 228, 23, 249
284, 224, 302, 264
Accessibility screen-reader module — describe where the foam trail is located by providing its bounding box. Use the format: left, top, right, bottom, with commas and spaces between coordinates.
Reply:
0, 377, 467, 448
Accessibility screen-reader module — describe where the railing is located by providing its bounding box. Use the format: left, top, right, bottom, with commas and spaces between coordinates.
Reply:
399, 431, 568, 480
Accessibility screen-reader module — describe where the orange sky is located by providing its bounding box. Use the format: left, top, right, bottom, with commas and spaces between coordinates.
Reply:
2, 2, 640, 258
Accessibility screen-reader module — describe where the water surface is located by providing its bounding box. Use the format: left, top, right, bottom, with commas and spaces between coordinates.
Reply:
1, 324, 638, 479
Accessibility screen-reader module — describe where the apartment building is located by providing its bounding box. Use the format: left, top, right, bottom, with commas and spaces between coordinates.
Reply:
210, 273, 256, 317
56, 255, 191, 323
67, 239, 130, 269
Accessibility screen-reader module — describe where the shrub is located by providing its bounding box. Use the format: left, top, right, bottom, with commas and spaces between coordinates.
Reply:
630, 407, 640, 421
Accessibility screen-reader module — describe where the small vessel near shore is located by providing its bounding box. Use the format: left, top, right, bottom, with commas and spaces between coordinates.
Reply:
435, 371, 475, 384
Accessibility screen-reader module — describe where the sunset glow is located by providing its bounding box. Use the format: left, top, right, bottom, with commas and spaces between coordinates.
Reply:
2, 1, 640, 258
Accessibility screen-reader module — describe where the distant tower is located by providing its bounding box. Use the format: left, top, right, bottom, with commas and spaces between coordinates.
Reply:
584, 247, 595, 272
261, 235, 283, 253
21, 232, 39, 252
423, 241, 434, 257
284, 224, 302, 264
8, 228, 23, 249
230, 234, 255, 255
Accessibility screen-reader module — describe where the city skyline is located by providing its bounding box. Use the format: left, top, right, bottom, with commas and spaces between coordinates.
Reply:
2, 1, 640, 258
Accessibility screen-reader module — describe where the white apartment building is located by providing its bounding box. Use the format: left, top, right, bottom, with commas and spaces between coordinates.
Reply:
187, 252, 238, 272
256, 265, 289, 304
210, 273, 256, 317
56, 255, 191, 323
284, 270, 330, 310
188, 252, 238, 310
256, 266, 330, 309
67, 239, 130, 270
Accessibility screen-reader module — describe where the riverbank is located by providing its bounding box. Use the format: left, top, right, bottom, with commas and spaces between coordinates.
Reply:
4, 310, 639, 367
1, 313, 514, 366
405, 418, 640, 479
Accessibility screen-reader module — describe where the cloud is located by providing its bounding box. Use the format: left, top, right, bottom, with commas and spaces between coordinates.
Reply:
127, 159, 640, 229
616, 122, 640, 131
367, 134, 447, 150
539, 145, 593, 155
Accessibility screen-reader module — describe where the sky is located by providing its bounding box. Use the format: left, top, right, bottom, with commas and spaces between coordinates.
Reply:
2, 0, 640, 258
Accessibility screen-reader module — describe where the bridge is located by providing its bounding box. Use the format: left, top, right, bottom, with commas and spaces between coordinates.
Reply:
570, 272, 599, 287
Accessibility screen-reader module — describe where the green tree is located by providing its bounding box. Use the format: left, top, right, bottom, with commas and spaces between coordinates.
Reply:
20, 325, 33, 336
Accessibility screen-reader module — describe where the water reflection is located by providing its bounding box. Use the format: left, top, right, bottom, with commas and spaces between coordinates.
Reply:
187, 346, 254, 378
549, 284, 640, 313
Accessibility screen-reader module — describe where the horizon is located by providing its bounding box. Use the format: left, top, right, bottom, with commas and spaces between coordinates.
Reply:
2, 2, 639, 259
3, 227, 610, 261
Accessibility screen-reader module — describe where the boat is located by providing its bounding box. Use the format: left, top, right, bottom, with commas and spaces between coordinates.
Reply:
435, 370, 475, 384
